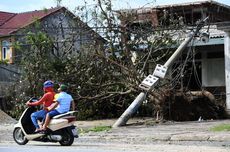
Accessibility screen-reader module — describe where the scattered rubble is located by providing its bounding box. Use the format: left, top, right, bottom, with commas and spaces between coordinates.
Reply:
0, 110, 16, 124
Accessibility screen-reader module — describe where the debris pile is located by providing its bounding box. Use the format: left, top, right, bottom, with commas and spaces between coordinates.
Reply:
0, 110, 16, 124
166, 94, 227, 121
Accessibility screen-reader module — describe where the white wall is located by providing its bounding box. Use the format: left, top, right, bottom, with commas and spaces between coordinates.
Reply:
224, 32, 230, 114
202, 58, 225, 87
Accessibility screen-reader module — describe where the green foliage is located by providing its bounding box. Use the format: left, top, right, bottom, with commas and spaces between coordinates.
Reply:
12, 41, 22, 50
20, 31, 53, 96
9, 28, 136, 119
7, 80, 36, 119
0, 60, 9, 65
79, 126, 111, 134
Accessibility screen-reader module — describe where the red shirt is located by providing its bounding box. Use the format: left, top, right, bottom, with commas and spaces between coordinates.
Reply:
29, 88, 55, 107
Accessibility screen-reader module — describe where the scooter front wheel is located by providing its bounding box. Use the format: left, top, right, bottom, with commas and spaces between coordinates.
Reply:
13, 128, 28, 145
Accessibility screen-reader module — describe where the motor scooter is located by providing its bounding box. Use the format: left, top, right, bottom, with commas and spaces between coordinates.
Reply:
13, 98, 78, 146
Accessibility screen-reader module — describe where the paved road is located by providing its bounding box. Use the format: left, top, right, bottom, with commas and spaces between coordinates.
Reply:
0, 141, 230, 152
0, 143, 122, 152
1, 119, 230, 151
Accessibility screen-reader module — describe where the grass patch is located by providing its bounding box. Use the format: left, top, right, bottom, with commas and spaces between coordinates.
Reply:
210, 124, 230, 132
89, 126, 112, 132
79, 126, 112, 134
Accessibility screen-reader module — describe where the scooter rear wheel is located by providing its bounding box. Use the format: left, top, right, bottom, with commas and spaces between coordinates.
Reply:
59, 130, 74, 146
13, 128, 28, 145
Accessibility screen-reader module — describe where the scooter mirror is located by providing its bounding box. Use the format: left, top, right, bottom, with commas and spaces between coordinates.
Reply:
29, 97, 38, 102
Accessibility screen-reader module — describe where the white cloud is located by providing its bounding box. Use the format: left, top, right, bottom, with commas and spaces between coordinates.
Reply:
113, 0, 155, 9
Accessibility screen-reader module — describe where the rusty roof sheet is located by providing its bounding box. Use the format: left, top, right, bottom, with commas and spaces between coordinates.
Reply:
0, 7, 62, 36
0, 11, 16, 26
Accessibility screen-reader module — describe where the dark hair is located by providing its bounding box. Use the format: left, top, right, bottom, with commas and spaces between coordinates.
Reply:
59, 84, 67, 91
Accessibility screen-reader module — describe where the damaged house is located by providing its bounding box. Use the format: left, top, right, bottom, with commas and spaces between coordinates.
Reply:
118, 0, 230, 120
0, 7, 104, 110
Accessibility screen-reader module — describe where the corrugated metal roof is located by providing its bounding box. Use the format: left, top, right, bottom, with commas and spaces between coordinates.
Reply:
120, 0, 230, 13
202, 25, 225, 38
155, 0, 230, 10
0, 11, 16, 26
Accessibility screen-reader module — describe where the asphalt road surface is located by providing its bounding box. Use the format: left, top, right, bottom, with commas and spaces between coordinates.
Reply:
0, 141, 230, 152
1, 119, 230, 152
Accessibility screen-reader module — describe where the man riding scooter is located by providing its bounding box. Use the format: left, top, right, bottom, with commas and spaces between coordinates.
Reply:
26, 80, 55, 133
13, 83, 78, 146
41, 84, 75, 132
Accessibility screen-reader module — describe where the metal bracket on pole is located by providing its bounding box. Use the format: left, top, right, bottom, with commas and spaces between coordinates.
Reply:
139, 75, 159, 91
139, 64, 168, 91
153, 64, 168, 79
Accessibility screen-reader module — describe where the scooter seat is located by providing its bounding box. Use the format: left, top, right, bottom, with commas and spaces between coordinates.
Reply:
53, 111, 76, 119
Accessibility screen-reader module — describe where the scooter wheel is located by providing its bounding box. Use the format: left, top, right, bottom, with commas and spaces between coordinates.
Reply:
59, 130, 74, 146
13, 128, 28, 145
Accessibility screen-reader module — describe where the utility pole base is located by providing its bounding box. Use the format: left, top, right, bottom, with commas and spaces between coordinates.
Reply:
112, 92, 146, 128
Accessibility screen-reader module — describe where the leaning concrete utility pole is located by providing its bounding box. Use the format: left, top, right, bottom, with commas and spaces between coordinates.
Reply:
112, 17, 209, 128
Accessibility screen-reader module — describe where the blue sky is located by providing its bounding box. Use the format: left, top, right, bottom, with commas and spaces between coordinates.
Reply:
0, 0, 230, 13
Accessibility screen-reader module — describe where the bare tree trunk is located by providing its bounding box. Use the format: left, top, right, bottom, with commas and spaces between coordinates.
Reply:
186, 90, 216, 103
